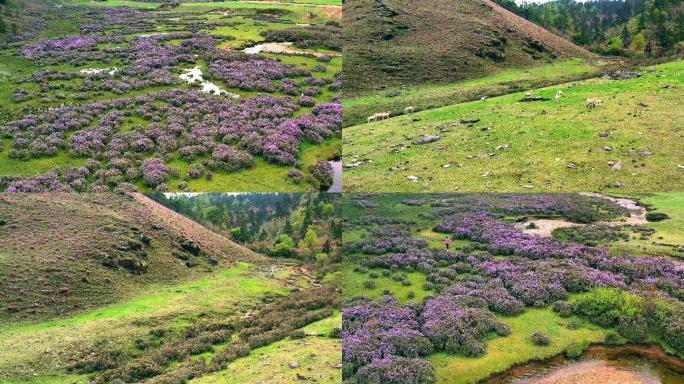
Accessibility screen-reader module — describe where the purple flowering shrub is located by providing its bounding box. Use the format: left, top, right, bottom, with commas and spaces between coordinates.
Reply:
421, 295, 508, 356
343, 194, 684, 381
208, 50, 310, 91
308, 160, 333, 191
354, 356, 435, 384
3, 89, 341, 192
260, 24, 342, 51
210, 145, 254, 171
345, 226, 429, 255
343, 296, 434, 380
141, 158, 170, 187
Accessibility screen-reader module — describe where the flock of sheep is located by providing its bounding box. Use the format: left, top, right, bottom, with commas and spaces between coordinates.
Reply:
365, 89, 604, 123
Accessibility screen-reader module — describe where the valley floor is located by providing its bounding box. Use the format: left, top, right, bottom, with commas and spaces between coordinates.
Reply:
339, 192, 684, 384
343, 59, 684, 192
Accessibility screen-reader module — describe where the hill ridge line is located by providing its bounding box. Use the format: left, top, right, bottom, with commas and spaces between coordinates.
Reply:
131, 193, 263, 262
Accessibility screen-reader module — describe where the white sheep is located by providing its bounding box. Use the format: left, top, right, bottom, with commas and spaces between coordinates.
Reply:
480, 96, 488, 102
524, 90, 534, 98
555, 90, 564, 101
586, 98, 603, 108
404, 106, 415, 114
367, 115, 378, 123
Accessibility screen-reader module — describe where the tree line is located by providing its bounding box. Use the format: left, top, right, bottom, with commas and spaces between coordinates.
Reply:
149, 192, 342, 262
495, 0, 684, 57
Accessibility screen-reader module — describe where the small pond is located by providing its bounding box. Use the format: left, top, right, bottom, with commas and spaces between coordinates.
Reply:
484, 345, 684, 384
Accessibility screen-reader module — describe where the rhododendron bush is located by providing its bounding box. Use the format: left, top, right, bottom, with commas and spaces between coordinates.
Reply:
2, 89, 340, 191
342, 194, 684, 383
2, 4, 341, 192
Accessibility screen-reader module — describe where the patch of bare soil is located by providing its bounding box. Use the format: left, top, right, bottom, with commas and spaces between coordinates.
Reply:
530, 360, 660, 384
516, 194, 647, 237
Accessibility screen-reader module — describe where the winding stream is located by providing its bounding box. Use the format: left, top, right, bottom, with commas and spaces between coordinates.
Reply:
484, 345, 684, 384
179, 66, 240, 98
515, 193, 647, 237
327, 160, 342, 193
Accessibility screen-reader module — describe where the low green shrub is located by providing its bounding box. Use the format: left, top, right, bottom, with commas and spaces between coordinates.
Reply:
566, 340, 591, 359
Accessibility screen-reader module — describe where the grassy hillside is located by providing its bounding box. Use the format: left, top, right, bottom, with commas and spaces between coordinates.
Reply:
0, 193, 341, 383
343, 0, 594, 96
342, 58, 607, 127
343, 59, 684, 192
0, 193, 257, 321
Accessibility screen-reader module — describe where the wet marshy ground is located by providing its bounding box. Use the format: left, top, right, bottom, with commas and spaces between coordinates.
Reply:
485, 345, 684, 384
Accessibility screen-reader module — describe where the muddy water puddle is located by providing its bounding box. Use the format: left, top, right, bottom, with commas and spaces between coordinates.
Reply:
484, 345, 684, 384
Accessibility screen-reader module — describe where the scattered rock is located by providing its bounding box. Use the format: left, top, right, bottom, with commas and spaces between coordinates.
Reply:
612, 161, 623, 171
407, 175, 419, 181
601, 145, 613, 151
646, 212, 670, 222
639, 151, 653, 156
606, 69, 641, 80
495, 144, 510, 151
598, 131, 609, 138
566, 162, 577, 169
613, 181, 622, 188
296, 373, 309, 380
289, 361, 300, 369
412, 135, 441, 145
344, 161, 364, 168
519, 96, 550, 102
638, 102, 649, 107
459, 118, 480, 124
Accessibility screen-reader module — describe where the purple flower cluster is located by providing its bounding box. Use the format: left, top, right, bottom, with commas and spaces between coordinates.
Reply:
420, 296, 508, 356
3, 89, 341, 191
211, 144, 254, 171
343, 296, 434, 382
141, 158, 170, 187
345, 226, 429, 255
208, 52, 310, 91
435, 211, 595, 259
22, 35, 123, 59
343, 294, 507, 382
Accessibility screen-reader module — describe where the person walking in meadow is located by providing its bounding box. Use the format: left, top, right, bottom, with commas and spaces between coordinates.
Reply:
444, 235, 451, 250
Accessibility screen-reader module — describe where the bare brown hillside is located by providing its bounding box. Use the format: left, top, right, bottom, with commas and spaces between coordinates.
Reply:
343, 0, 595, 95
0, 193, 257, 320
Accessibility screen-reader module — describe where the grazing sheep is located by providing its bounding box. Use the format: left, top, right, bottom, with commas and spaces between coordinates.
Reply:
367, 112, 391, 122
480, 96, 488, 102
586, 98, 603, 108
555, 90, 564, 101
524, 90, 534, 98
404, 106, 415, 114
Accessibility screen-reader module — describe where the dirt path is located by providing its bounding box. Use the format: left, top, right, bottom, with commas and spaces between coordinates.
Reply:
516, 194, 647, 237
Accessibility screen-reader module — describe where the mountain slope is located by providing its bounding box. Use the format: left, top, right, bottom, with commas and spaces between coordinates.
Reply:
0, 193, 260, 321
343, 0, 595, 95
